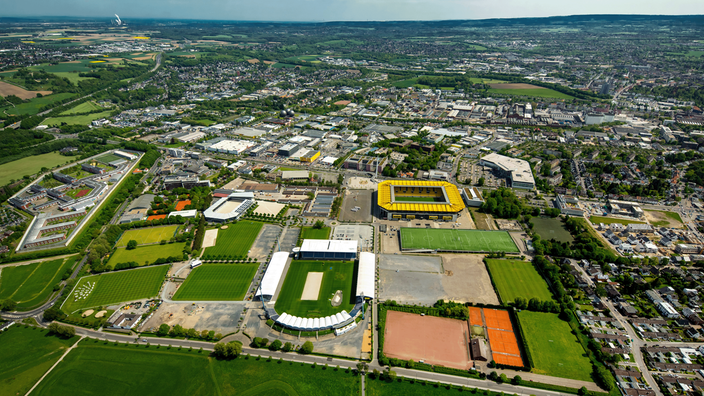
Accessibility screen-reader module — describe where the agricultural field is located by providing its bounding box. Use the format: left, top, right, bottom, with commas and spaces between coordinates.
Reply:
61, 265, 169, 313
300, 226, 331, 241
115, 225, 180, 247
589, 215, 645, 226
51, 72, 94, 84
274, 260, 356, 318
0, 80, 50, 100
0, 151, 75, 187
59, 101, 102, 115
0, 325, 79, 396
0, 258, 75, 310
108, 242, 186, 267
517, 311, 593, 381
203, 221, 263, 258
530, 217, 574, 243
173, 264, 257, 301
40, 110, 112, 127
2, 92, 75, 115
30, 343, 360, 396
485, 259, 554, 304
400, 228, 519, 253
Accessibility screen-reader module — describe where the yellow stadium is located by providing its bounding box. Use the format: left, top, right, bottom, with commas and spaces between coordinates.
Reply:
377, 180, 466, 221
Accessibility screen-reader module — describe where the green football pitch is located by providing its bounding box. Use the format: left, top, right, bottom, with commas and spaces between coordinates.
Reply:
400, 228, 519, 252
485, 259, 554, 303
61, 265, 168, 313
274, 261, 356, 318
173, 264, 258, 301
204, 221, 263, 258
115, 225, 179, 247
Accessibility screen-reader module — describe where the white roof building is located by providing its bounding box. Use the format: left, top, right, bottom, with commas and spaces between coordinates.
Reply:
256, 252, 289, 300
356, 252, 375, 300
479, 152, 535, 190
203, 192, 256, 222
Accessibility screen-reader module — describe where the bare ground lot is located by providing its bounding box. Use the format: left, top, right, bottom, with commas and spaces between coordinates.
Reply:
340, 189, 373, 222
471, 209, 496, 230
644, 210, 683, 228
202, 229, 218, 248
0, 81, 52, 99
142, 302, 244, 335
378, 254, 498, 305
248, 224, 281, 261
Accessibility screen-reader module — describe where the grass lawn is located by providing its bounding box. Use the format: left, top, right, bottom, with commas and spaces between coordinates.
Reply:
0, 258, 75, 310
300, 226, 331, 241
589, 215, 645, 226
470, 209, 495, 230
61, 265, 169, 313
173, 264, 257, 301
59, 101, 102, 115
108, 243, 185, 267
485, 259, 554, 304
3, 93, 75, 115
488, 88, 574, 100
0, 151, 75, 187
0, 325, 79, 396
400, 228, 519, 253
204, 221, 263, 258
31, 343, 360, 396
41, 110, 112, 126
115, 225, 180, 247
275, 260, 356, 318
366, 376, 484, 395
518, 311, 593, 382
51, 72, 94, 84
530, 217, 574, 243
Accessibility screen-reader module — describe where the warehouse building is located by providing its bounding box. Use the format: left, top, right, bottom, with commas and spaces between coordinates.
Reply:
479, 153, 535, 190
377, 180, 466, 221
255, 252, 290, 301
298, 239, 358, 260
278, 143, 300, 157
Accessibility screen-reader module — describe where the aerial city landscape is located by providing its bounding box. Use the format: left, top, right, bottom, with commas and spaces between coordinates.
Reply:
1, 6, 704, 396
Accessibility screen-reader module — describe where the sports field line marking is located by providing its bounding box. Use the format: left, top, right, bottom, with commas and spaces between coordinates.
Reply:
6, 260, 45, 300
16, 259, 68, 303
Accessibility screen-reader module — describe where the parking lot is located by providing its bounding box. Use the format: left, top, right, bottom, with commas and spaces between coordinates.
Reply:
340, 189, 373, 222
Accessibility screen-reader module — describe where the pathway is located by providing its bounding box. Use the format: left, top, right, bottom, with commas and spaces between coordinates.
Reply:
25, 336, 85, 395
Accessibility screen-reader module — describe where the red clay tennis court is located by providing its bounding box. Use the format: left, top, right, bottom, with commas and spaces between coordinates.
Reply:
469, 307, 484, 327
384, 310, 472, 370
487, 329, 521, 355
175, 200, 191, 211
147, 214, 167, 221
493, 353, 523, 367
483, 308, 512, 331
75, 189, 90, 198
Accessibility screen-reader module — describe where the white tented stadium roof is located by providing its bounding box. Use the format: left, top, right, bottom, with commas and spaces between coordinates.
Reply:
300, 239, 358, 253
356, 252, 376, 300
256, 252, 290, 298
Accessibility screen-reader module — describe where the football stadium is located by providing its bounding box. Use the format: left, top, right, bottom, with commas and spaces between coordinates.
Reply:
377, 180, 466, 221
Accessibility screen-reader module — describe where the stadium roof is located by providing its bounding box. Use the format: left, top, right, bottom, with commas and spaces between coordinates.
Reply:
377, 180, 465, 213
356, 252, 375, 300
300, 239, 358, 253
256, 252, 289, 298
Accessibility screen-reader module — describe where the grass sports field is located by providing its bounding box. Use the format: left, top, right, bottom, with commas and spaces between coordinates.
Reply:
30, 343, 360, 396
108, 242, 185, 267
204, 221, 263, 258
530, 217, 574, 243
0, 257, 75, 310
275, 260, 355, 318
61, 265, 168, 313
589, 215, 645, 226
518, 311, 593, 381
0, 325, 79, 396
400, 228, 519, 253
41, 111, 112, 127
0, 152, 75, 186
115, 225, 179, 247
300, 226, 331, 241
485, 259, 554, 304
173, 264, 257, 301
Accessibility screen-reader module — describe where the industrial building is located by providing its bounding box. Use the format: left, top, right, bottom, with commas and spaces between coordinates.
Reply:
203, 192, 256, 222
479, 153, 535, 190
278, 143, 300, 157
377, 180, 466, 221
298, 239, 358, 260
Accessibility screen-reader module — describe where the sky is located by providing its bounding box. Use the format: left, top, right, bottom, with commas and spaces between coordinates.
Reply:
5, 0, 704, 22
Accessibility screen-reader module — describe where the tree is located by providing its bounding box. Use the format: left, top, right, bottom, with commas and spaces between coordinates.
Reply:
300, 341, 314, 354
214, 341, 242, 359
48, 322, 75, 338
269, 339, 282, 351
0, 299, 17, 311
356, 362, 369, 375
43, 307, 64, 321
512, 375, 522, 385
126, 240, 138, 250
282, 342, 293, 352
476, 177, 485, 187
579, 386, 589, 396
313, 220, 325, 229
157, 323, 170, 336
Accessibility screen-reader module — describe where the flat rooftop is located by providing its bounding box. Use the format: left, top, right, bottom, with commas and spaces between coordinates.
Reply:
480, 153, 535, 185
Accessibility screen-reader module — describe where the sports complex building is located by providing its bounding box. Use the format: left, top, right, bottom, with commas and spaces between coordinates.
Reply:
377, 180, 466, 221
203, 192, 256, 222
478, 153, 535, 190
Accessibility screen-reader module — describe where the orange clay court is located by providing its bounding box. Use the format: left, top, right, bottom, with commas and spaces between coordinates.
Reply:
384, 310, 472, 370
469, 307, 484, 327
147, 214, 167, 221
175, 200, 191, 211
483, 308, 512, 330
482, 308, 523, 367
